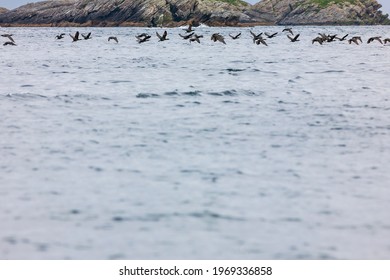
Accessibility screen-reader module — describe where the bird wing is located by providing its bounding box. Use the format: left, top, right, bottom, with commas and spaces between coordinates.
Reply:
265, 32, 276, 38
219, 37, 226, 44
82, 32, 91, 39
109, 37, 118, 43
7, 35, 15, 43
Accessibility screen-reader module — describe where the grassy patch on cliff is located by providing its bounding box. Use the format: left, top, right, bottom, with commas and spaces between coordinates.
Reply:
208, 0, 249, 7
311, 0, 356, 8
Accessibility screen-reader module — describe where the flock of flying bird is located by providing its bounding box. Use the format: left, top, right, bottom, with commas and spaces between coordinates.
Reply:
1, 25, 390, 47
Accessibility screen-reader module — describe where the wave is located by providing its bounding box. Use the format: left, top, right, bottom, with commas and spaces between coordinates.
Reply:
136, 90, 261, 98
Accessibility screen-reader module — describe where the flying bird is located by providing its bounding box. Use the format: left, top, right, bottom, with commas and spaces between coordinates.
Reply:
1, 34, 15, 43
255, 37, 268, 46
108, 36, 118, 43
229, 33, 241, 40
250, 31, 263, 43
179, 32, 194, 40
69, 31, 81, 42
189, 34, 203, 44
282, 28, 294, 35
183, 23, 194, 33
348, 37, 360, 45
265, 32, 278, 38
312, 37, 324, 45
367, 36, 383, 44
287, 34, 300, 42
317, 33, 328, 40
250, 32, 267, 46
3, 41, 16, 46
211, 33, 226, 44
156, 31, 169, 41
336, 34, 349, 41
326, 34, 338, 42
136, 33, 151, 44
82, 32, 92, 40
55, 33, 65, 40
351, 36, 363, 43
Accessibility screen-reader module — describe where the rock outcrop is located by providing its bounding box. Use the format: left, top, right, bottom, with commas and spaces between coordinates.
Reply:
253, 0, 390, 25
0, 7, 9, 14
0, 0, 274, 27
1, 0, 388, 26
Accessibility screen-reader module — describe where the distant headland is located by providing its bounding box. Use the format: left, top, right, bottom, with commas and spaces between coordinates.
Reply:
0, 0, 389, 27
0, 7, 9, 15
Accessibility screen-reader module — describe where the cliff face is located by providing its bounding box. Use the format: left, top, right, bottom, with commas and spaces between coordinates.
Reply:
0, 0, 274, 27
253, 0, 390, 25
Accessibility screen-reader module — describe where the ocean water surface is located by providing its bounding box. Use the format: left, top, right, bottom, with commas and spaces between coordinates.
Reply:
1, 26, 390, 259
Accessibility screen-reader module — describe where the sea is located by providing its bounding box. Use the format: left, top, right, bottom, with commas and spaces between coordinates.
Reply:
1, 25, 390, 260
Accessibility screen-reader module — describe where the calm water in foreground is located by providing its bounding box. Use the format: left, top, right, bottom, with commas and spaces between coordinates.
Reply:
1, 26, 390, 259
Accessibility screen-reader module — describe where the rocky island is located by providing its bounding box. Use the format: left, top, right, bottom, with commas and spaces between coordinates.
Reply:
0, 0, 274, 27
255, 0, 390, 25
0, 0, 388, 27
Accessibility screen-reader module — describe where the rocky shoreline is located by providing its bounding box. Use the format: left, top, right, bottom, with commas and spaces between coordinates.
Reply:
0, 0, 388, 27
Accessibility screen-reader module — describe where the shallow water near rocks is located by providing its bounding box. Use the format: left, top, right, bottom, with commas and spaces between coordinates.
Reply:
1, 26, 390, 259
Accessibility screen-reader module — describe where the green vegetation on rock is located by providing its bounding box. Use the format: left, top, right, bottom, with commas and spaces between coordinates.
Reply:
311, 0, 356, 8
208, 0, 249, 7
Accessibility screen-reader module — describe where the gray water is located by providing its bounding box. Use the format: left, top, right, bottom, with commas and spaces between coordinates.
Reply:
1, 26, 390, 260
